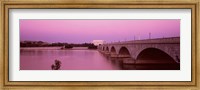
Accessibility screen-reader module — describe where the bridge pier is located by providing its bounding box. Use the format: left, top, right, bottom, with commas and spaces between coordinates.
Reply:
110, 53, 118, 58
99, 50, 110, 56
104, 52, 110, 56
122, 58, 136, 64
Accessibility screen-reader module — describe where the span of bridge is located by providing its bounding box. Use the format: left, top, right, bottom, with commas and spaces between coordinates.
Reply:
98, 37, 180, 64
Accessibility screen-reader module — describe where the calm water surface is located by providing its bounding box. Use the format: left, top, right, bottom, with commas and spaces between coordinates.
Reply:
20, 47, 180, 70
20, 47, 122, 70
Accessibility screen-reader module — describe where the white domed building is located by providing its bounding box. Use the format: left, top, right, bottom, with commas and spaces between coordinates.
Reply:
92, 40, 106, 46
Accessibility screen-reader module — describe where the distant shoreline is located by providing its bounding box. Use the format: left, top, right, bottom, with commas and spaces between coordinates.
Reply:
20, 46, 97, 50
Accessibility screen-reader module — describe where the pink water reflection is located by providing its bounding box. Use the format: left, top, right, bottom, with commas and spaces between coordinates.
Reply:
20, 47, 121, 70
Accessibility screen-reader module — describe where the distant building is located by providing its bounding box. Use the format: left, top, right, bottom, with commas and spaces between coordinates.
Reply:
92, 40, 106, 46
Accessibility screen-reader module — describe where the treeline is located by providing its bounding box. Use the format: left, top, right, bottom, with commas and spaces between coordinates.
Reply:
20, 41, 49, 47
62, 43, 97, 49
20, 41, 97, 49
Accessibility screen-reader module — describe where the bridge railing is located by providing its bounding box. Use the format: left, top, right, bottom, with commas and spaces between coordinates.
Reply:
103, 37, 180, 45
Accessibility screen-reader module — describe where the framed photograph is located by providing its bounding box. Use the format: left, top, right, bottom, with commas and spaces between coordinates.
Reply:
1, 0, 199, 90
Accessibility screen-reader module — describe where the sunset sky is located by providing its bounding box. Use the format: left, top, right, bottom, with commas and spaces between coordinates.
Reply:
20, 20, 180, 43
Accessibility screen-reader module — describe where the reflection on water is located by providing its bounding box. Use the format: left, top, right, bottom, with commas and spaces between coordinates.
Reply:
20, 47, 121, 70
121, 64, 179, 70
20, 47, 179, 70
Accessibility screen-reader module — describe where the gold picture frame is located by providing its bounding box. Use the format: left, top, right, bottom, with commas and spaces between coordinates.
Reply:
0, 0, 199, 90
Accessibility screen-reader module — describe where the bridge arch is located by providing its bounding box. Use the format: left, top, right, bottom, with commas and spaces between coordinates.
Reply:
106, 47, 109, 52
102, 47, 105, 51
136, 47, 178, 63
118, 47, 131, 58
110, 46, 117, 54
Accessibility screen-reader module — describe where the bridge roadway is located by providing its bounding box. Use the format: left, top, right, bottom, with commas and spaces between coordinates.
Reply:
98, 37, 180, 64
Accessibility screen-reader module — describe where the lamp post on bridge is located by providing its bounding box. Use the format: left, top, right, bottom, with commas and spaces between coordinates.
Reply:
149, 32, 151, 39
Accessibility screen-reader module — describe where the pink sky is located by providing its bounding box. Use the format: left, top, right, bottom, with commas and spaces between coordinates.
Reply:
20, 20, 180, 43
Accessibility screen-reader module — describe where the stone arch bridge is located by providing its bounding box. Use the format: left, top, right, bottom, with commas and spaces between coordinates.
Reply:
98, 37, 180, 64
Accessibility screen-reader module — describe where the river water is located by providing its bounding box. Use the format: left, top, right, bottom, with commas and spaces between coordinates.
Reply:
20, 47, 179, 70
20, 47, 122, 70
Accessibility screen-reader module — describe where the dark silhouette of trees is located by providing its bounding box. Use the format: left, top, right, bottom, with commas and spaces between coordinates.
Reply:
64, 44, 73, 49
20, 41, 97, 49
88, 44, 97, 49
20, 41, 49, 47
